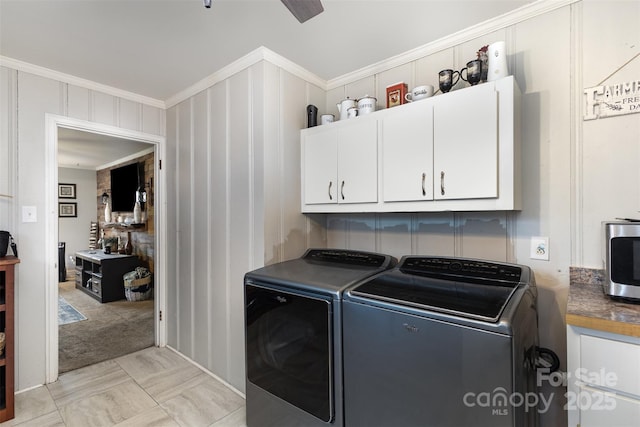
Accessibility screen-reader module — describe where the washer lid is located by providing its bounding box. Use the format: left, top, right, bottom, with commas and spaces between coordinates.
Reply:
348, 257, 524, 322
244, 249, 397, 297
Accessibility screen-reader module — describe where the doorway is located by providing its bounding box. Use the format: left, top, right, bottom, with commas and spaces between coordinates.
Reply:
45, 115, 167, 383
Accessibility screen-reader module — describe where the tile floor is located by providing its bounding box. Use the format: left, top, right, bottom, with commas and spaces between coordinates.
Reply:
1, 346, 246, 427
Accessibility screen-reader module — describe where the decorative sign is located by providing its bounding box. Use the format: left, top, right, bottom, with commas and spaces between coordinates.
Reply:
584, 80, 640, 120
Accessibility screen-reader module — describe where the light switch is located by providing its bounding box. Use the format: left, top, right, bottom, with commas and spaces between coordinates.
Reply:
22, 205, 37, 223
530, 236, 549, 260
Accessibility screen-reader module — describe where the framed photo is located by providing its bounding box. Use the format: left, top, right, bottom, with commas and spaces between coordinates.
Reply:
386, 82, 408, 108
58, 183, 76, 199
59, 202, 77, 218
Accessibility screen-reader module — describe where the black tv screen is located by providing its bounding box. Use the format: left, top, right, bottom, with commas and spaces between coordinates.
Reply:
110, 163, 141, 212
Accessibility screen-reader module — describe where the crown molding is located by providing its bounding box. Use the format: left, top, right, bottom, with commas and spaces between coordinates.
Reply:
326, 0, 578, 90
164, 46, 326, 108
0, 56, 165, 109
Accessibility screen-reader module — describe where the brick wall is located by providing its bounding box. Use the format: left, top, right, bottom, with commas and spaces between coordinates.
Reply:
96, 152, 155, 273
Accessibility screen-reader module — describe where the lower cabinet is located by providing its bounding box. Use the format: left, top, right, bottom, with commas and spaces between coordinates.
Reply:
75, 251, 140, 303
566, 326, 640, 427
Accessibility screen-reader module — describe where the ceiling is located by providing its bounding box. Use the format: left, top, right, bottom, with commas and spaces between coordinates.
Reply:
57, 127, 153, 170
0, 0, 533, 102
2, 0, 533, 168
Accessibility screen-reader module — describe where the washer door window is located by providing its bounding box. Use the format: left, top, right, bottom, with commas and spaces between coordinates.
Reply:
245, 283, 333, 422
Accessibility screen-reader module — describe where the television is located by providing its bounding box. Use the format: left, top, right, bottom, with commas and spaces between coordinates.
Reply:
110, 163, 142, 212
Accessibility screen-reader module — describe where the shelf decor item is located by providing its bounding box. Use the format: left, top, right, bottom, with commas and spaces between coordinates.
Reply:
386, 82, 408, 108
125, 232, 133, 255
102, 192, 112, 223
123, 267, 152, 301
133, 201, 142, 224
477, 45, 489, 83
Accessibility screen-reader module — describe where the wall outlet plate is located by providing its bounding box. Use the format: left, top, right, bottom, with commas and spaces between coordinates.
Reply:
22, 205, 37, 223
530, 236, 549, 260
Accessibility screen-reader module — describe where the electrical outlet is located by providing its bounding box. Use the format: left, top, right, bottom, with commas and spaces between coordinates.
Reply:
530, 236, 549, 260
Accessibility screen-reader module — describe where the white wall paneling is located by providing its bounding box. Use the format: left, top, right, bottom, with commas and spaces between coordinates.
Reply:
581, 0, 640, 267
66, 85, 90, 122
17, 72, 63, 389
165, 60, 324, 392
192, 90, 210, 365
0, 66, 166, 390
118, 98, 142, 131
0, 67, 17, 231
89, 90, 117, 126
176, 99, 193, 356
208, 80, 229, 376
165, 105, 179, 355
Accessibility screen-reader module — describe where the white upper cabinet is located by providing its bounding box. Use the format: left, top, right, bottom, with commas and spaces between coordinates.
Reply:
303, 128, 339, 204
301, 76, 520, 213
433, 82, 498, 200
302, 117, 377, 205
382, 100, 434, 202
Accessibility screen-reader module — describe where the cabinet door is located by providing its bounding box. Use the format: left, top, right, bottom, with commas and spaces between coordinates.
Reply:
382, 101, 434, 202
337, 119, 378, 204
433, 83, 498, 200
579, 386, 640, 427
303, 128, 338, 205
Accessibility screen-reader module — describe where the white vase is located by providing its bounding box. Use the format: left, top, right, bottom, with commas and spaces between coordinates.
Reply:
487, 41, 508, 81
104, 201, 112, 223
133, 201, 142, 223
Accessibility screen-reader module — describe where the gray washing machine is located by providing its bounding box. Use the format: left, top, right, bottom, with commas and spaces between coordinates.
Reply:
342, 256, 539, 427
244, 249, 396, 427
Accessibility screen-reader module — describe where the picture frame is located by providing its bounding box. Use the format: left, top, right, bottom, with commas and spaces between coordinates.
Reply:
386, 82, 408, 108
58, 183, 76, 199
59, 202, 77, 218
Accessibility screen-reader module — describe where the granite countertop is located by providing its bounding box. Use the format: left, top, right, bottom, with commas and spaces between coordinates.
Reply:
567, 267, 640, 337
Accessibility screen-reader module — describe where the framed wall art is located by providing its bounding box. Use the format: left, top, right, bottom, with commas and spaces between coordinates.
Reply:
59, 202, 77, 218
58, 183, 76, 199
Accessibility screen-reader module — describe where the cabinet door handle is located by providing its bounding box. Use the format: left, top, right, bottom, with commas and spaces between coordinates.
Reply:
440, 171, 445, 196
328, 181, 333, 200
421, 173, 426, 196
341, 180, 345, 200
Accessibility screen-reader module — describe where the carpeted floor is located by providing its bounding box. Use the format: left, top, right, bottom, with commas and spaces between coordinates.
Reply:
58, 279, 154, 373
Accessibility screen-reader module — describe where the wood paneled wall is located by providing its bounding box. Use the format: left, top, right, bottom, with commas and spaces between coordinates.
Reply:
165, 61, 325, 391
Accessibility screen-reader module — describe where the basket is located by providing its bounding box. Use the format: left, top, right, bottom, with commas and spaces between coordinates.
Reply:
0, 332, 5, 356
123, 268, 152, 301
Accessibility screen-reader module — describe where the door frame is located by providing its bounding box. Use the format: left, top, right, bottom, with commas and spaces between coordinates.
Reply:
44, 114, 167, 383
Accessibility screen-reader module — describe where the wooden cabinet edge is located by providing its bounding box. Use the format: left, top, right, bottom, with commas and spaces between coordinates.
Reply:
0, 256, 18, 422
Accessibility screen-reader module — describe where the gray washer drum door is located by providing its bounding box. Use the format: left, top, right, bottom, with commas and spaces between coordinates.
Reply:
245, 283, 333, 422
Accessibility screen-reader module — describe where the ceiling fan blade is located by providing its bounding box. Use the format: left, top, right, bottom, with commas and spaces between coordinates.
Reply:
280, 0, 324, 23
